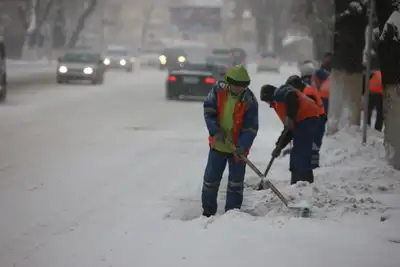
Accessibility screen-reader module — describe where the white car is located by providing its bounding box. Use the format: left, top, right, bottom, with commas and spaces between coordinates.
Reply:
256, 52, 281, 73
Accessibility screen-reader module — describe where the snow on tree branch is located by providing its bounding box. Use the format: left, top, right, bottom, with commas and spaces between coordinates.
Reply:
380, 10, 400, 41
336, 0, 367, 22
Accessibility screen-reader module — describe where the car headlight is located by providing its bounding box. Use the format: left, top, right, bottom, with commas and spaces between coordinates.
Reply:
178, 56, 186, 63
120, 59, 126, 66
104, 58, 110, 65
58, 66, 68, 73
83, 67, 94, 75
159, 55, 167, 64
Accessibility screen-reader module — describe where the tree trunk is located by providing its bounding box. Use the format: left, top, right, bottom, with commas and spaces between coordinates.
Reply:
255, 15, 268, 53
327, 0, 367, 134
327, 70, 363, 134
30, 0, 56, 47
66, 0, 97, 49
375, 0, 400, 169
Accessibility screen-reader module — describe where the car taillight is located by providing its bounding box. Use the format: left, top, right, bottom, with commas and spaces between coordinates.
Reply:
204, 77, 216, 84
168, 76, 177, 82
228, 52, 232, 56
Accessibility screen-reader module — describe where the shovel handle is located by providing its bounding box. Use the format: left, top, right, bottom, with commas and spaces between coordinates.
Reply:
242, 155, 289, 207
226, 139, 290, 207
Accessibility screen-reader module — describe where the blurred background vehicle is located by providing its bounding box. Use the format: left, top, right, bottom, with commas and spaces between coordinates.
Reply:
166, 59, 219, 101
56, 50, 106, 85
256, 51, 281, 73
205, 54, 234, 75
103, 45, 134, 72
230, 48, 247, 67
159, 41, 209, 71
211, 48, 247, 67
159, 47, 188, 71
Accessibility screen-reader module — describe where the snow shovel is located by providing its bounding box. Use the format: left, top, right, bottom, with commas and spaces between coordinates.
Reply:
228, 142, 311, 218
258, 127, 291, 190
239, 154, 310, 218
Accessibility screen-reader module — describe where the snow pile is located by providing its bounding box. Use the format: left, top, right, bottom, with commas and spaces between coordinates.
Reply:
166, 126, 399, 222
242, 126, 400, 220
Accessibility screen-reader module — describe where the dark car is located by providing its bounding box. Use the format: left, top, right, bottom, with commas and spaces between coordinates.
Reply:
166, 61, 219, 101
0, 40, 6, 102
56, 51, 106, 85
159, 47, 188, 70
103, 46, 134, 72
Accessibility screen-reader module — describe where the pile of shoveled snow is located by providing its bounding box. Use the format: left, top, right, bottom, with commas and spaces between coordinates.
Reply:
242, 126, 400, 219
164, 126, 399, 224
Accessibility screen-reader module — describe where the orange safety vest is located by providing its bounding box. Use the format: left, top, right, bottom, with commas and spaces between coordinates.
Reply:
369, 71, 383, 94
208, 88, 248, 148
319, 79, 330, 99
303, 85, 325, 116
273, 90, 320, 124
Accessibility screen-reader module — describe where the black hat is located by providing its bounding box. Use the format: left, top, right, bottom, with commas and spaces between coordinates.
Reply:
285, 75, 304, 89
260, 84, 277, 103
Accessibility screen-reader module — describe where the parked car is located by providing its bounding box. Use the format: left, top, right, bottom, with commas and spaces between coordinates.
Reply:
56, 51, 106, 85
0, 40, 6, 102
103, 45, 134, 72
256, 51, 281, 72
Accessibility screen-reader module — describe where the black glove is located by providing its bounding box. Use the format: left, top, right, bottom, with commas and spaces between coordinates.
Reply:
271, 146, 282, 158
213, 130, 225, 142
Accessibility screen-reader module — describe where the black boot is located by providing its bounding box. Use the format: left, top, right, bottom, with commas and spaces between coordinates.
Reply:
202, 210, 215, 217
305, 170, 314, 183
298, 171, 314, 184
290, 171, 298, 185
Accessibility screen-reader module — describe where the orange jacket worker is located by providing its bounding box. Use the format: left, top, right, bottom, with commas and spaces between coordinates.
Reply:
260, 84, 320, 185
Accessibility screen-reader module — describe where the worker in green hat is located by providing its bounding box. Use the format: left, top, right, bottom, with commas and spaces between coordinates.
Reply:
202, 65, 259, 217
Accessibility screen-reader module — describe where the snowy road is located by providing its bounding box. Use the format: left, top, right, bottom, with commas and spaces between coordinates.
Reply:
0, 66, 399, 267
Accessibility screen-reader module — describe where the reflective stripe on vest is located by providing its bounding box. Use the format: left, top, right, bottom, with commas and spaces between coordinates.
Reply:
369, 71, 383, 94
273, 90, 320, 124
303, 85, 325, 115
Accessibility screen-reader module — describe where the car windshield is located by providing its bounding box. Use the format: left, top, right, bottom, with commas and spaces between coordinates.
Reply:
212, 49, 230, 56
107, 49, 128, 56
62, 53, 100, 63
183, 47, 208, 62
261, 52, 278, 58
162, 48, 186, 58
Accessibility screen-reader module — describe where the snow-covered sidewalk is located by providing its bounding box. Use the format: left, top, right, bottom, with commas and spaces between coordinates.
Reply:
163, 127, 400, 267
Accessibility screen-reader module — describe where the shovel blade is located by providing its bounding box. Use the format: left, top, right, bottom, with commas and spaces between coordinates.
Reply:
288, 206, 311, 218
288, 200, 312, 218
